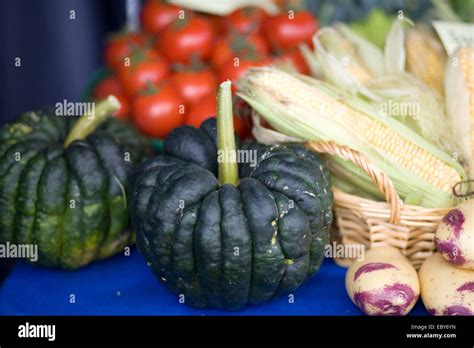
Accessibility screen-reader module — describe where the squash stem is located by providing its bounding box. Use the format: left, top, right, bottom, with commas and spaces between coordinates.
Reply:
64, 95, 121, 147
217, 80, 239, 186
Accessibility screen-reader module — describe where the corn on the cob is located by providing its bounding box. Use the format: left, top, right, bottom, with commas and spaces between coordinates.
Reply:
305, 22, 460, 160
365, 72, 460, 159
445, 47, 474, 179
238, 68, 467, 208
406, 26, 446, 96
458, 47, 474, 162
318, 27, 375, 82
307, 25, 385, 96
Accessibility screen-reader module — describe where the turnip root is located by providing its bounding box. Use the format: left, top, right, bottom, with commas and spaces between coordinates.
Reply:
346, 246, 419, 316
419, 252, 474, 316
435, 199, 474, 270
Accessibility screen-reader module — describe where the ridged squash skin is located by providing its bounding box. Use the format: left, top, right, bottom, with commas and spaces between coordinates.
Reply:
130, 118, 333, 310
0, 109, 146, 269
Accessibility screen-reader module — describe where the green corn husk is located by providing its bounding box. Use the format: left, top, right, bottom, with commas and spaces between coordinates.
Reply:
302, 19, 462, 165
306, 24, 385, 98
238, 67, 467, 208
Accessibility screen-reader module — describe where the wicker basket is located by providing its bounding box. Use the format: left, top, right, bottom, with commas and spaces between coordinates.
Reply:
306, 141, 450, 269
252, 115, 450, 269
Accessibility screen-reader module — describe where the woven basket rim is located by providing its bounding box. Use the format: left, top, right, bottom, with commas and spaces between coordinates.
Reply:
306, 141, 403, 224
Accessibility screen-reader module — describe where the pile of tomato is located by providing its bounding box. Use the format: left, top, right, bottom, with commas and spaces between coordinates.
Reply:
92, 1, 318, 139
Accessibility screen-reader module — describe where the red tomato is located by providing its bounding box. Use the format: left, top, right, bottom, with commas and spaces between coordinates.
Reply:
104, 33, 146, 71
234, 116, 248, 139
232, 113, 250, 139
92, 75, 123, 99
185, 93, 217, 128
132, 83, 184, 138
226, 6, 268, 35
185, 94, 248, 138
208, 14, 226, 34
233, 97, 253, 139
218, 57, 272, 91
170, 69, 217, 107
117, 48, 170, 97
245, 34, 270, 56
140, 1, 181, 34
279, 48, 310, 74
211, 33, 269, 68
92, 76, 129, 120
263, 11, 317, 50
159, 16, 215, 63
112, 93, 131, 121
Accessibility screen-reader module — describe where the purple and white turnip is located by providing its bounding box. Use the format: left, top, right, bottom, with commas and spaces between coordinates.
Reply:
345, 246, 420, 316
419, 252, 474, 316
435, 199, 474, 270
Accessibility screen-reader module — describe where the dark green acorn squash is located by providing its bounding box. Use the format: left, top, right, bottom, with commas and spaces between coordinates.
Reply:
0, 97, 146, 269
130, 82, 333, 310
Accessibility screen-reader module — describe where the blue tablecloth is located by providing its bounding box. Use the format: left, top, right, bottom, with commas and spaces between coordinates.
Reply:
0, 249, 428, 315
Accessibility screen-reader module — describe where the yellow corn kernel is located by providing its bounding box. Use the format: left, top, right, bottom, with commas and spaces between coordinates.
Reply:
406, 28, 446, 96
457, 47, 474, 175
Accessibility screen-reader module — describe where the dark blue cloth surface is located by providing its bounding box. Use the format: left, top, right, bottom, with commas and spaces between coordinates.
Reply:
0, 248, 428, 315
